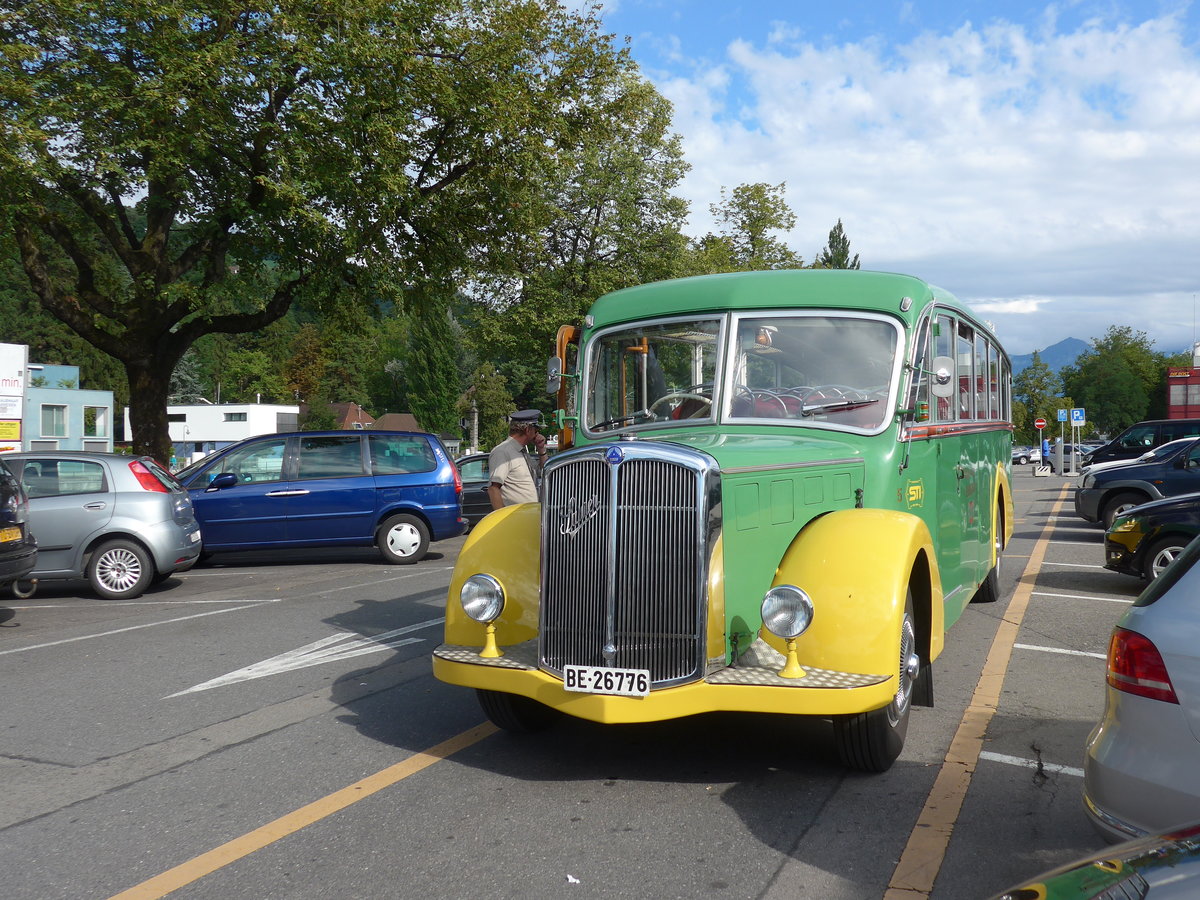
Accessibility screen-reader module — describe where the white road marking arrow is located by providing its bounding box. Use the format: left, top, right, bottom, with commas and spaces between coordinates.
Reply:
166, 617, 445, 697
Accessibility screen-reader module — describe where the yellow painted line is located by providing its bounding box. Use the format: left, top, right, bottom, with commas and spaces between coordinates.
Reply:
108, 722, 499, 900
884, 483, 1072, 900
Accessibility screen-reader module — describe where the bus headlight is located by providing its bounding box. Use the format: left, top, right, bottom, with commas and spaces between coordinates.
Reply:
460, 574, 505, 623
761, 585, 814, 639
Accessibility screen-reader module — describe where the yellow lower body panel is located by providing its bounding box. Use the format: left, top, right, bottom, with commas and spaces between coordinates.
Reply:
433, 644, 897, 724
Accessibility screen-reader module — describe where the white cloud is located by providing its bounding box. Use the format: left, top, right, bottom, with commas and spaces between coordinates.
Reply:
642, 9, 1200, 353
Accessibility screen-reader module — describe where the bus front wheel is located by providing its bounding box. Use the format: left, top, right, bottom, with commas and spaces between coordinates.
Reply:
476, 689, 558, 733
833, 593, 916, 772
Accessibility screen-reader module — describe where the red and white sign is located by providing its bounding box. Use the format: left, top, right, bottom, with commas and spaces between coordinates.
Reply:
1034, 418, 1047, 430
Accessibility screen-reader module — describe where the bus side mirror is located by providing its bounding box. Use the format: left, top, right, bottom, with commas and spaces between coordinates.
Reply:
546, 356, 563, 394
930, 356, 956, 398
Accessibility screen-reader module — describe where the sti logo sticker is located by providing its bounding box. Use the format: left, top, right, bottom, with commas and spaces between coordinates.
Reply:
905, 479, 925, 508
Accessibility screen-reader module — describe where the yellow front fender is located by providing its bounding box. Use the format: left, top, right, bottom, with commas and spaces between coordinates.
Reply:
444, 503, 541, 647
766, 508, 944, 674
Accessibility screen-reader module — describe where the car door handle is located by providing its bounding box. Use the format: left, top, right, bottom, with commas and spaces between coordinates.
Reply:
265, 490, 310, 497
83, 501, 106, 510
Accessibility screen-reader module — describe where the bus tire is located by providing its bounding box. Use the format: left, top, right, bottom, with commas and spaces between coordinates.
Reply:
833, 592, 916, 772
971, 505, 1005, 604
476, 689, 557, 733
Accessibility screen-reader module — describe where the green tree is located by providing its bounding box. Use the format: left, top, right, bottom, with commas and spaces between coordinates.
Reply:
1013, 351, 1062, 444
700, 182, 804, 271
406, 290, 460, 435
1061, 326, 1163, 434
459, 366, 516, 452
169, 350, 205, 403
812, 219, 860, 269
0, 0, 633, 462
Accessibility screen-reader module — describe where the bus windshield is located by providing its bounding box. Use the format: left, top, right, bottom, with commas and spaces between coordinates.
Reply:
585, 317, 723, 433
727, 313, 900, 430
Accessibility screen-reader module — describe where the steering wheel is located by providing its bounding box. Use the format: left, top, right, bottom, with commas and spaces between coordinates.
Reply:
649, 392, 712, 418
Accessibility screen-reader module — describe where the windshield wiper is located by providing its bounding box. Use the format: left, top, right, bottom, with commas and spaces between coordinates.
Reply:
800, 398, 880, 417
592, 410, 654, 430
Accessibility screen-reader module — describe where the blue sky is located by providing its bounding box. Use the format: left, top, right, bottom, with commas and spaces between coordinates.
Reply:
588, 0, 1200, 358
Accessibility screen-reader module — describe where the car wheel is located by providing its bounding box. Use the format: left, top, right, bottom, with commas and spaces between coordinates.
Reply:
833, 591, 917, 772
11, 579, 36, 599
1102, 492, 1149, 530
1143, 536, 1188, 581
1016, 455, 1028, 465
87, 539, 153, 600
377, 513, 429, 565
476, 689, 558, 733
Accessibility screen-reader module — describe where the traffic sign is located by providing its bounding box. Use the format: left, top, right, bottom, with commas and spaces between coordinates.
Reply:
1057, 409, 1068, 422
1034, 418, 1047, 430
1071, 408, 1086, 426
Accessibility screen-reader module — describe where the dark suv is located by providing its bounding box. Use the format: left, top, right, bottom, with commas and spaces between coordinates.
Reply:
1082, 419, 1200, 467
1075, 436, 1200, 528
175, 430, 465, 564
0, 457, 37, 592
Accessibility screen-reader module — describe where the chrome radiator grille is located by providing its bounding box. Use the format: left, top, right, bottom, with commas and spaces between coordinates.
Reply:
540, 445, 714, 688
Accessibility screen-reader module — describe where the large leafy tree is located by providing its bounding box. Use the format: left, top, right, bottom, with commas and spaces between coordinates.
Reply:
0, 0, 631, 461
1061, 326, 1164, 434
699, 182, 804, 271
1013, 351, 1063, 444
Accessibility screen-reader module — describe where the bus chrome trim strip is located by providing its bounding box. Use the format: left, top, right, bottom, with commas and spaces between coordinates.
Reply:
904, 421, 1013, 440
723, 458, 864, 475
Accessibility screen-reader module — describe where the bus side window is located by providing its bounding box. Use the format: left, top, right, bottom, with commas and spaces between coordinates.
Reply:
934, 314, 956, 422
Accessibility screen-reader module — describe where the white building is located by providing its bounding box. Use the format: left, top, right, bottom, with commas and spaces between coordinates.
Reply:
123, 402, 300, 468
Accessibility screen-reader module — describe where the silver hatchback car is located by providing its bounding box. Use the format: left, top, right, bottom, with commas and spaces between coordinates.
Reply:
9, 451, 201, 600
1085, 533, 1200, 841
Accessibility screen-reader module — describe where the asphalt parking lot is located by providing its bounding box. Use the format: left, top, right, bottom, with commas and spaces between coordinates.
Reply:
0, 466, 1154, 900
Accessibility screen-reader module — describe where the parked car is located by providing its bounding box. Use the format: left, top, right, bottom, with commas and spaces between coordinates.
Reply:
1085, 535, 1200, 842
1082, 437, 1198, 479
1104, 492, 1200, 581
1012, 445, 1039, 465
988, 820, 1200, 898
0, 457, 37, 595
175, 430, 465, 564
1082, 418, 1200, 467
454, 453, 494, 527
1073, 437, 1200, 528
8, 451, 200, 600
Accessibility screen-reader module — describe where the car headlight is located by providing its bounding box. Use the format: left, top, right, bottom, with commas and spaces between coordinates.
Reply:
1081, 473, 1094, 489
1109, 517, 1141, 534
460, 574, 505, 623
761, 585, 814, 639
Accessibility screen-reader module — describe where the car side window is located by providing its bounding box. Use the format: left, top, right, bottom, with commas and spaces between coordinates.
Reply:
1118, 425, 1156, 448
296, 436, 365, 480
369, 435, 436, 475
459, 458, 488, 481
209, 438, 287, 485
20, 459, 106, 497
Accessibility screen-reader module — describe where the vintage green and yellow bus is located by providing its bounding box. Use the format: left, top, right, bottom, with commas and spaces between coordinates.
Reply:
434, 269, 1013, 771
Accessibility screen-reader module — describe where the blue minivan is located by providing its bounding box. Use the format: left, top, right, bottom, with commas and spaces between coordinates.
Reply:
175, 430, 465, 563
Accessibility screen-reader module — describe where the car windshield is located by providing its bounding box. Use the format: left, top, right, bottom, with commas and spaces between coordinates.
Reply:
726, 313, 899, 430
585, 317, 722, 433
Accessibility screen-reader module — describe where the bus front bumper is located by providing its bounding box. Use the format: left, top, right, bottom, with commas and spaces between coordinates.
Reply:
433, 642, 896, 723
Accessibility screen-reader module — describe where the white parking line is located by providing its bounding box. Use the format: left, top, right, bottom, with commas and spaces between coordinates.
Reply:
8, 599, 280, 609
1040, 561, 1106, 569
980, 751, 1084, 778
1032, 591, 1134, 603
0, 601, 282, 657
166, 617, 445, 696
1014, 642, 1106, 660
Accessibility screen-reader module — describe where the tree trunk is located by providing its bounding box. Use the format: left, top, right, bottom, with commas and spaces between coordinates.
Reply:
125, 360, 175, 463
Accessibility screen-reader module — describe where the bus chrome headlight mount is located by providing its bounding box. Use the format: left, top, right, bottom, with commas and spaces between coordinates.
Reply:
761, 585, 814, 639
761, 585, 813, 680
461, 573, 506, 659
461, 573, 505, 623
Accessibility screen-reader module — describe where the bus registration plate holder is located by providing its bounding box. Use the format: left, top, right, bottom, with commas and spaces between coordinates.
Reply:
563, 665, 650, 698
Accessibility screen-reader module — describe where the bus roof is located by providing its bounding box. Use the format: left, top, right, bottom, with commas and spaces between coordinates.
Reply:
586, 269, 980, 334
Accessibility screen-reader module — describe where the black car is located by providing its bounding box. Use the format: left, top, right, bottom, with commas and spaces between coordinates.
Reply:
454, 453, 493, 527
1105, 491, 1200, 580
0, 457, 37, 594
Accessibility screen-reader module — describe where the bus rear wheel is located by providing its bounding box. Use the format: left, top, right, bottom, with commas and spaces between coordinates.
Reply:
833, 593, 916, 772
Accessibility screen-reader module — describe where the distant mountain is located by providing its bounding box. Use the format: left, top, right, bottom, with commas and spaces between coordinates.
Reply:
1011, 337, 1090, 377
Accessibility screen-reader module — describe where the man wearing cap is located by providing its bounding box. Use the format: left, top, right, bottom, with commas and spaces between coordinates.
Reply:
487, 410, 548, 510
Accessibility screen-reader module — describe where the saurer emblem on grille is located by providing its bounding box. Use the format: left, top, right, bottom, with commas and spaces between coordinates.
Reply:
559, 495, 601, 538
